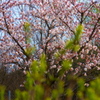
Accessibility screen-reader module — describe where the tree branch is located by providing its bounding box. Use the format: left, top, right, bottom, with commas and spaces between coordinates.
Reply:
2, 11, 30, 61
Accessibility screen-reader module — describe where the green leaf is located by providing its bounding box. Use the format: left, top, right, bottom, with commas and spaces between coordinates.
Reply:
65, 40, 74, 49
77, 78, 85, 91
34, 85, 44, 100
22, 91, 29, 100
23, 22, 31, 32
25, 47, 35, 56
62, 60, 72, 70
73, 45, 80, 52
74, 24, 84, 44
75, 24, 84, 35
0, 86, 5, 100
66, 88, 73, 97
15, 90, 21, 100
39, 54, 47, 74
25, 72, 34, 89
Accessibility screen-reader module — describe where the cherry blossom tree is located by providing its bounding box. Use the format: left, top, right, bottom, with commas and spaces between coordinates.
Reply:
0, 0, 100, 99
0, 0, 100, 70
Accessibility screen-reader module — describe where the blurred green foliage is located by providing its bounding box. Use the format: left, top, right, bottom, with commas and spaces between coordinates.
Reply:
23, 22, 31, 33
1, 24, 100, 100
0, 86, 5, 100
